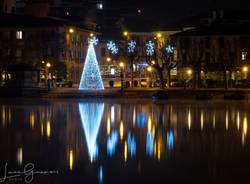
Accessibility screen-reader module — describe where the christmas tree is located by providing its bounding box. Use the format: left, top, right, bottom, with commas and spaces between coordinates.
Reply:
79, 42, 104, 90
79, 103, 104, 161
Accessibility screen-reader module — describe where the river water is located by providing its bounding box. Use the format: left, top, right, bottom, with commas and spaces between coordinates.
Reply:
0, 99, 249, 183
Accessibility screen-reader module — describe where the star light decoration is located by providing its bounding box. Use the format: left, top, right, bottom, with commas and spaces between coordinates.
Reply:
107, 41, 119, 54
146, 41, 155, 56
89, 36, 99, 45
128, 40, 137, 53
166, 45, 174, 54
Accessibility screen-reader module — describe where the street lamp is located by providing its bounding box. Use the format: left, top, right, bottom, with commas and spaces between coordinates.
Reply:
187, 69, 192, 76
147, 66, 152, 72
106, 57, 111, 62
157, 33, 162, 38
46, 62, 51, 90
243, 66, 248, 72
119, 62, 125, 91
123, 31, 128, 37
69, 28, 74, 34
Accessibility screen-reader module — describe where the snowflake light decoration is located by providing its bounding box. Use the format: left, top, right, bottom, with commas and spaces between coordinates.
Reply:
128, 40, 137, 53
146, 41, 155, 56
89, 36, 99, 45
166, 45, 174, 54
107, 41, 119, 54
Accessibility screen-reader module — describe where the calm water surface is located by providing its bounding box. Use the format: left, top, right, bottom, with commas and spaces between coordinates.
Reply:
0, 99, 250, 183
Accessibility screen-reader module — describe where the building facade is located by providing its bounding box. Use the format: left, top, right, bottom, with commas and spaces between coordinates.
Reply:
0, 13, 94, 85
172, 22, 250, 88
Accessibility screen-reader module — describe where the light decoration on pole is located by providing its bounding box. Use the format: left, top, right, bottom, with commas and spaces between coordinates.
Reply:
146, 41, 155, 56
107, 41, 119, 54
79, 41, 104, 90
166, 45, 174, 54
128, 40, 137, 53
89, 36, 99, 45
79, 102, 105, 162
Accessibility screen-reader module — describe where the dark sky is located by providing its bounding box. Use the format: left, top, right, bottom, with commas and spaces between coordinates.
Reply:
106, 0, 250, 19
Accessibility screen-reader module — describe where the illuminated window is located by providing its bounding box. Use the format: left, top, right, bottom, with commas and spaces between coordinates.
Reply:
16, 31, 22, 39
242, 52, 247, 60
97, 3, 103, 10
110, 68, 115, 75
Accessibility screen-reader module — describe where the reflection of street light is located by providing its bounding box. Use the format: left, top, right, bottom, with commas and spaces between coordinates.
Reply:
119, 62, 125, 91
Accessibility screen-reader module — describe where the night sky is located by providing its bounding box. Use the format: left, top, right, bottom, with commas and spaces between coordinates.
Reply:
106, 0, 250, 19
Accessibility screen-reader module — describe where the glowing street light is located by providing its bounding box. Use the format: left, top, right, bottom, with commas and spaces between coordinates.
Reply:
46, 62, 51, 68
119, 62, 125, 68
147, 66, 153, 72
187, 69, 192, 75
151, 60, 156, 65
106, 57, 111, 62
243, 66, 248, 72
69, 28, 74, 34
157, 33, 162, 38
90, 33, 94, 37
123, 31, 128, 37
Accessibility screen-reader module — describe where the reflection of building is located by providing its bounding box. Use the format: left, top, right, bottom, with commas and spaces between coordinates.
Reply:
0, 13, 93, 84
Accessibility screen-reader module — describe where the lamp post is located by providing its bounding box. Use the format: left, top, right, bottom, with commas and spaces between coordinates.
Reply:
46, 62, 51, 90
119, 62, 125, 91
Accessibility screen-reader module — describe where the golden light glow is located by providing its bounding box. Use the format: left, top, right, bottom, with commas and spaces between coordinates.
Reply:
17, 147, 23, 166
148, 116, 152, 133
123, 31, 128, 37
157, 139, 162, 161
46, 62, 51, 68
243, 66, 248, 72
106, 57, 111, 62
157, 33, 162, 38
151, 60, 156, 65
2, 106, 5, 127
107, 116, 111, 135
243, 116, 247, 136
124, 141, 128, 162
69, 28, 74, 33
41, 123, 44, 136
188, 108, 191, 130
119, 62, 125, 68
90, 33, 94, 37
41, 60, 45, 64
46, 120, 51, 138
187, 69, 192, 75
69, 150, 74, 171
30, 112, 35, 129
213, 112, 216, 129
147, 66, 153, 72
237, 112, 240, 131
226, 110, 228, 130
120, 121, 124, 140
201, 111, 204, 131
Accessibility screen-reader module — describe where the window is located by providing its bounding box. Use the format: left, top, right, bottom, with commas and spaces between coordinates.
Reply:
242, 52, 247, 61
16, 31, 22, 39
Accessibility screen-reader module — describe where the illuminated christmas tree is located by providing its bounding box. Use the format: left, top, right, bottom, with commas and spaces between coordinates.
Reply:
79, 41, 104, 90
